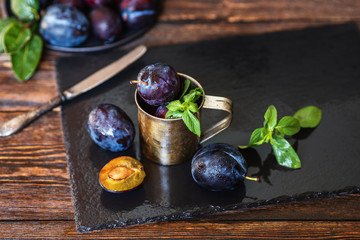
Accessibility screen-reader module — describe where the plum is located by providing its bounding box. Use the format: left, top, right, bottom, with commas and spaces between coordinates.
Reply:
132, 63, 181, 106
154, 103, 168, 118
39, 5, 89, 47
119, 0, 157, 29
87, 103, 135, 152
89, 6, 123, 43
99, 156, 146, 193
191, 143, 247, 191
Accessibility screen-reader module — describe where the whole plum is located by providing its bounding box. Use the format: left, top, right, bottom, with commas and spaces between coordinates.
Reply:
119, 0, 157, 29
40, 5, 89, 47
191, 143, 247, 191
87, 103, 135, 152
89, 6, 123, 43
133, 63, 180, 106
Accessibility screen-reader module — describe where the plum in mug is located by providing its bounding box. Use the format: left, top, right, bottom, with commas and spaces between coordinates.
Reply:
135, 73, 232, 165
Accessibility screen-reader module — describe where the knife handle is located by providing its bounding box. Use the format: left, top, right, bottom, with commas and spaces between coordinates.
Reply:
0, 94, 65, 137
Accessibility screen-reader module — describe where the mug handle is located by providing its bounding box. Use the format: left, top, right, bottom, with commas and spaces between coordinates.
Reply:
200, 95, 233, 144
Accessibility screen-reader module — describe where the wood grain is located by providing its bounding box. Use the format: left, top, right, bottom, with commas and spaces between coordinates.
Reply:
0, 220, 360, 239
1, 0, 360, 238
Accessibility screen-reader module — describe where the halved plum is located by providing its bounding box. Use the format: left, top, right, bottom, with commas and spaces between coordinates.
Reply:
99, 156, 146, 193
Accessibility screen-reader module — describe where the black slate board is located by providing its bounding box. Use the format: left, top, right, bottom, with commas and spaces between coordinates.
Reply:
57, 23, 360, 232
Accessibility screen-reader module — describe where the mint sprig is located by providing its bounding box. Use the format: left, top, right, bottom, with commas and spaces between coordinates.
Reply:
1, 0, 43, 82
165, 79, 203, 137
239, 105, 322, 169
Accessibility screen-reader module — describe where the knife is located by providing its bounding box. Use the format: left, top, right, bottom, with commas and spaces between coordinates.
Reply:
0, 45, 147, 137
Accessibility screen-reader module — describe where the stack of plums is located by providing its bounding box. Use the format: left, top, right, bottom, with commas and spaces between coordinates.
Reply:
39, 0, 158, 47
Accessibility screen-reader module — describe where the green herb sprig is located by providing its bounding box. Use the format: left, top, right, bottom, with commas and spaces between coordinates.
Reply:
239, 105, 322, 169
0, 0, 43, 82
165, 79, 203, 137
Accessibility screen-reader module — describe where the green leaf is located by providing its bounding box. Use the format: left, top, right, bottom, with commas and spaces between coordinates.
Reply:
263, 105, 277, 131
0, 18, 17, 52
3, 22, 32, 54
188, 102, 199, 113
165, 110, 183, 119
294, 106, 322, 128
179, 78, 191, 100
166, 100, 183, 111
271, 134, 301, 168
11, 34, 43, 82
183, 88, 203, 103
276, 116, 301, 136
239, 127, 266, 149
11, 0, 40, 22
182, 109, 201, 137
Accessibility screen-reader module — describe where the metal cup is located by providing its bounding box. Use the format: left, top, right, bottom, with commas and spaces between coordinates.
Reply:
134, 73, 232, 165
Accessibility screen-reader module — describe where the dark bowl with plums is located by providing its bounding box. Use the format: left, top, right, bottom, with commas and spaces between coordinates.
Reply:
4, 0, 161, 52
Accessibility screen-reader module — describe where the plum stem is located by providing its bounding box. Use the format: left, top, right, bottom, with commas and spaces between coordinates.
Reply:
245, 176, 260, 182
130, 80, 148, 86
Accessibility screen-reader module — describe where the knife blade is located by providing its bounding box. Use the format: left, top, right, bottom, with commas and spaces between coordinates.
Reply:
0, 45, 147, 137
63, 45, 147, 100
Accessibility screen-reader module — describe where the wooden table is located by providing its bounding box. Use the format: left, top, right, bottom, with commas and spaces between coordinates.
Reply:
1, 1, 360, 238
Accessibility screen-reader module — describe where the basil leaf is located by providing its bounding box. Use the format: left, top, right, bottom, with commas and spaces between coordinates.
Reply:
11, 0, 39, 22
166, 100, 183, 111
0, 18, 17, 52
183, 88, 203, 103
179, 78, 191, 100
165, 110, 183, 119
276, 116, 301, 136
239, 127, 265, 149
11, 34, 43, 82
188, 102, 199, 113
4, 22, 32, 54
271, 134, 301, 168
263, 105, 277, 131
294, 106, 322, 128
182, 109, 201, 137
183, 89, 197, 103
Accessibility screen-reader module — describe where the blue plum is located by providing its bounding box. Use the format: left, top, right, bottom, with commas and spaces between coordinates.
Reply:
154, 103, 168, 118
87, 104, 135, 152
90, 6, 123, 43
134, 63, 181, 106
191, 143, 248, 191
40, 5, 89, 47
119, 0, 157, 29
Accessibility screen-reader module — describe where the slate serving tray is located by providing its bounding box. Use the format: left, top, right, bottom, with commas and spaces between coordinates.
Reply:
57, 23, 360, 232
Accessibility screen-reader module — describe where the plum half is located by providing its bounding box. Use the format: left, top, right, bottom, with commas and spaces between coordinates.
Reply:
99, 156, 146, 193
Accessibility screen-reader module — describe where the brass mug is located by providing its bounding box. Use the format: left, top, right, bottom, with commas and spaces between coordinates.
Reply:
135, 73, 232, 165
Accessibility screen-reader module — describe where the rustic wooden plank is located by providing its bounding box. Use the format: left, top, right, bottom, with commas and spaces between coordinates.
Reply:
161, 0, 360, 23
0, 220, 360, 239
